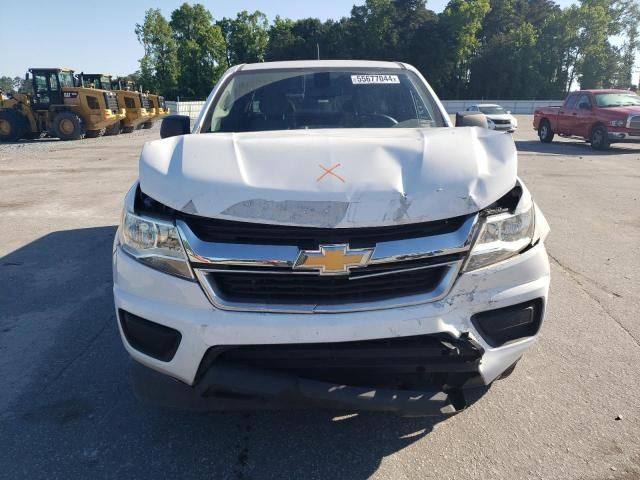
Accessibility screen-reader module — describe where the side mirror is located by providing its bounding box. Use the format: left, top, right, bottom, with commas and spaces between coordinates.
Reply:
506, 110, 511, 114
160, 115, 190, 139
579, 102, 591, 110
455, 111, 488, 129
25, 73, 30, 81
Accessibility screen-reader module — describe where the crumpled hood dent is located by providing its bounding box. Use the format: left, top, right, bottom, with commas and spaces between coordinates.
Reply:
139, 127, 517, 228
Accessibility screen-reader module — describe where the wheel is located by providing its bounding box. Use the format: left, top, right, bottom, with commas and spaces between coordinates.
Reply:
104, 121, 121, 136
538, 120, 554, 143
52, 111, 85, 140
0, 109, 28, 141
85, 128, 105, 138
121, 125, 135, 134
590, 125, 610, 150
142, 121, 153, 129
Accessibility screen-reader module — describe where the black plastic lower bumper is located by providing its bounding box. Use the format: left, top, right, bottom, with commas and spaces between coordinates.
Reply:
130, 334, 488, 416
131, 360, 492, 416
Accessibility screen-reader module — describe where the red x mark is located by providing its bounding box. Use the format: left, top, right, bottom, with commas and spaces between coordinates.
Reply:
317, 163, 345, 183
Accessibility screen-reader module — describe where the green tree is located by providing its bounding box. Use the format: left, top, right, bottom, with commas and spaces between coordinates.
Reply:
265, 17, 298, 60
135, 9, 179, 96
0, 76, 13, 93
575, 0, 622, 88
0, 76, 27, 94
534, 6, 583, 97
265, 16, 351, 61
439, 0, 491, 97
348, 0, 400, 60
219, 10, 269, 66
170, 3, 227, 98
617, 0, 640, 88
470, 22, 541, 98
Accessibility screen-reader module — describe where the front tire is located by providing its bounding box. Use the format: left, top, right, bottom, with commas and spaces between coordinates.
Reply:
121, 125, 135, 134
52, 111, 85, 141
142, 121, 153, 129
590, 125, 610, 150
538, 120, 554, 143
0, 109, 27, 142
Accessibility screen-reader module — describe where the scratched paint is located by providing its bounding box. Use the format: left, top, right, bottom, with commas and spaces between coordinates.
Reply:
139, 126, 517, 228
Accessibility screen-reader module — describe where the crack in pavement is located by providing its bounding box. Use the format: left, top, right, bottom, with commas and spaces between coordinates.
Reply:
548, 253, 640, 348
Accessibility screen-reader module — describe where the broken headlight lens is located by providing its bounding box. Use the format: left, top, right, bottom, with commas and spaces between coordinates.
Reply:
465, 205, 535, 271
119, 210, 193, 279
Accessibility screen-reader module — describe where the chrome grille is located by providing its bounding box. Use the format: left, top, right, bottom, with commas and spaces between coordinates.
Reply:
629, 115, 640, 130
178, 216, 477, 314
209, 263, 450, 303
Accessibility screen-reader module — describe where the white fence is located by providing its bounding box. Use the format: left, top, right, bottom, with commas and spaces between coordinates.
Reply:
166, 101, 206, 120
166, 99, 564, 120
440, 100, 562, 114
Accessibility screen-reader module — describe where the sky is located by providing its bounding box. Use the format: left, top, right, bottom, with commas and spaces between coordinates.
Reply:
2, 0, 636, 84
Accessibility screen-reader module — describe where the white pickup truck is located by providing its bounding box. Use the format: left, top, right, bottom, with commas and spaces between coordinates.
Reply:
113, 60, 550, 416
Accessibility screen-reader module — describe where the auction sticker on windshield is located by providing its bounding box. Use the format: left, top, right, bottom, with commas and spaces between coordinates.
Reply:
351, 74, 400, 84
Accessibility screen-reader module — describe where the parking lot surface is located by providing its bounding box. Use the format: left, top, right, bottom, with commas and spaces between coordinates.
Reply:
1, 117, 639, 479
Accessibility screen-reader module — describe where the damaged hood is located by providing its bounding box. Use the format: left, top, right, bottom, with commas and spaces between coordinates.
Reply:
139, 127, 517, 228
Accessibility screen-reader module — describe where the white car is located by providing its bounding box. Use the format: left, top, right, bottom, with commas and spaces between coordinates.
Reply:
467, 103, 518, 132
113, 60, 550, 416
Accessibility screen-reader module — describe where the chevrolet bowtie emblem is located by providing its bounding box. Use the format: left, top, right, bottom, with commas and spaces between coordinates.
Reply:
293, 244, 374, 275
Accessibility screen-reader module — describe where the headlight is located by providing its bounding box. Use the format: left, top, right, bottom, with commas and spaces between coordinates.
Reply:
119, 210, 193, 279
608, 119, 625, 127
464, 204, 535, 271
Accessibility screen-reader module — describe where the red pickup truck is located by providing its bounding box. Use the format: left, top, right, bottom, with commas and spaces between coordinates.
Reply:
533, 89, 640, 150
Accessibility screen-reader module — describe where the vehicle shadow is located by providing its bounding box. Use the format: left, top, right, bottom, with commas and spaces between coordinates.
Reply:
0, 137, 60, 145
0, 226, 490, 479
516, 139, 640, 156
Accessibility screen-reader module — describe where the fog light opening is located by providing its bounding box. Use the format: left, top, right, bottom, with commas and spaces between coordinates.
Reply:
471, 299, 543, 348
118, 310, 181, 362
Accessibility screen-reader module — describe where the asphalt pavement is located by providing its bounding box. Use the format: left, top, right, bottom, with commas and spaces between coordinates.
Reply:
0, 118, 639, 479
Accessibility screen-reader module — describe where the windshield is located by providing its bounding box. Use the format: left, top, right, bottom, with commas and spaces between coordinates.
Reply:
59, 71, 75, 88
203, 69, 445, 132
595, 93, 640, 107
100, 76, 112, 90
479, 106, 506, 115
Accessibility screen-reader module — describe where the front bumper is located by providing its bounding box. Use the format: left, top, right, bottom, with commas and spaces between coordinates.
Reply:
488, 123, 516, 132
123, 109, 150, 128
608, 130, 640, 142
113, 236, 550, 411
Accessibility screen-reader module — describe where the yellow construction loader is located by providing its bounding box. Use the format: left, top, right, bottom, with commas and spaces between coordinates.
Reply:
77, 74, 153, 134
143, 94, 170, 128
0, 68, 124, 141
86, 75, 168, 129
110, 77, 151, 133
